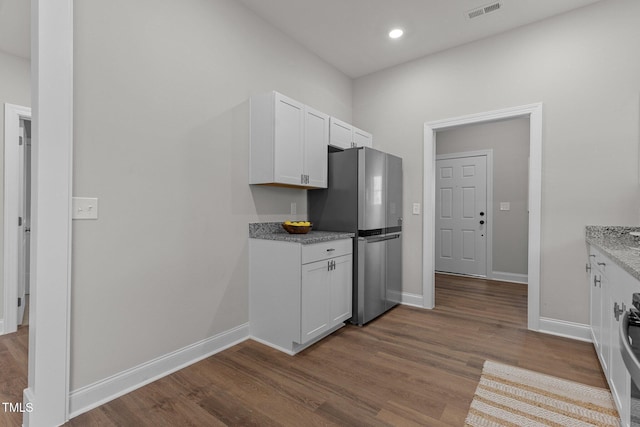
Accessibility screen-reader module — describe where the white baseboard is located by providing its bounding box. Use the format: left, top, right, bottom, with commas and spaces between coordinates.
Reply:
491, 271, 528, 284
68, 323, 250, 419
538, 317, 592, 342
400, 292, 425, 308
0, 319, 4, 335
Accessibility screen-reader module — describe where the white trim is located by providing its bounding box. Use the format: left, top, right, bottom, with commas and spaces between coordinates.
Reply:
24, 1, 74, 426
400, 292, 424, 308
435, 149, 494, 279
69, 324, 250, 419
538, 317, 592, 342
3, 103, 31, 336
0, 319, 4, 335
424, 103, 543, 331
491, 271, 528, 285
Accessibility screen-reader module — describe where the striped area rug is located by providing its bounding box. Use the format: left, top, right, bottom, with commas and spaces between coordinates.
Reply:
465, 360, 619, 426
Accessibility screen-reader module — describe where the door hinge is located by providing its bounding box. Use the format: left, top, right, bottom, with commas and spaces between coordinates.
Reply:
18, 216, 23, 226
19, 136, 23, 146
18, 297, 22, 307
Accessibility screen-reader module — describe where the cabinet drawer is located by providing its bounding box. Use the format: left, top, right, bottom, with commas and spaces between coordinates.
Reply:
302, 239, 352, 264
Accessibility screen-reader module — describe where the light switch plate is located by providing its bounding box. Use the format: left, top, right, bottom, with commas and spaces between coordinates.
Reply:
412, 203, 420, 215
500, 202, 510, 211
72, 197, 99, 219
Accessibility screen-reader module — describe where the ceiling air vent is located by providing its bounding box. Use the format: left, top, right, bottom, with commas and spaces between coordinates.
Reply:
467, 2, 502, 19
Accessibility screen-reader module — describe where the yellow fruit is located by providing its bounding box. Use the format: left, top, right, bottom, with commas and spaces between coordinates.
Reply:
284, 220, 292, 225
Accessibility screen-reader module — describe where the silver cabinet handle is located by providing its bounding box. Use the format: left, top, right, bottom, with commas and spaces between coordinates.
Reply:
598, 262, 606, 266
586, 263, 591, 272
594, 276, 601, 287
614, 302, 626, 322
326, 248, 335, 252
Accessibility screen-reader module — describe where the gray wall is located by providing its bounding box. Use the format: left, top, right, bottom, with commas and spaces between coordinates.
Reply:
72, 0, 352, 389
0, 50, 31, 322
353, 0, 640, 324
436, 118, 529, 277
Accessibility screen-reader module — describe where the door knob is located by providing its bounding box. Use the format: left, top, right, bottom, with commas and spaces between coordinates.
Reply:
479, 220, 485, 225
480, 212, 485, 216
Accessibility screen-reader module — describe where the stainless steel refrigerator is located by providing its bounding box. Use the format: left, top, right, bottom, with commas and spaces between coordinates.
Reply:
308, 147, 402, 325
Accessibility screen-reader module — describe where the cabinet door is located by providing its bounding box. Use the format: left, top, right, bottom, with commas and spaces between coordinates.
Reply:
589, 261, 602, 351
329, 255, 352, 324
304, 107, 329, 188
274, 93, 304, 186
329, 117, 353, 149
353, 127, 373, 148
301, 260, 330, 343
608, 268, 635, 427
601, 274, 612, 375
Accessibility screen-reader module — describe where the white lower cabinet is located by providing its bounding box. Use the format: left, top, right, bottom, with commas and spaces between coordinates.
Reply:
250, 238, 352, 354
588, 245, 637, 426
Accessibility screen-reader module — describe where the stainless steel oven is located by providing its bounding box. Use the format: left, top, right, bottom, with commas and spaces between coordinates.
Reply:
620, 295, 640, 426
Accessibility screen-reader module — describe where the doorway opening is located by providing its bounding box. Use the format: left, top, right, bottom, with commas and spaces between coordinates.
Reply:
3, 103, 32, 335
423, 103, 542, 331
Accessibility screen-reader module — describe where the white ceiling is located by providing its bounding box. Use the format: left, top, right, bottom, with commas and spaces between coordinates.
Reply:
0, 0, 30, 59
239, 0, 604, 78
0, 0, 603, 72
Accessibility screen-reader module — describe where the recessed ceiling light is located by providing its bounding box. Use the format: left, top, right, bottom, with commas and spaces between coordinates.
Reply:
388, 28, 404, 39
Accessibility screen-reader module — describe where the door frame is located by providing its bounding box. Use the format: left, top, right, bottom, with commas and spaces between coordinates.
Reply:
423, 103, 542, 331
435, 150, 493, 279
3, 103, 32, 335
23, 1, 74, 425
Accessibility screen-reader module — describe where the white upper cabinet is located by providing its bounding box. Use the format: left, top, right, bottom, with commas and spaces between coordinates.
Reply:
329, 117, 373, 150
304, 106, 329, 188
250, 91, 328, 188
328, 117, 353, 149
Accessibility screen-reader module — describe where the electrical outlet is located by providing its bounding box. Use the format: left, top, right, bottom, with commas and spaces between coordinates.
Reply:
290, 202, 297, 215
412, 203, 420, 215
500, 202, 510, 211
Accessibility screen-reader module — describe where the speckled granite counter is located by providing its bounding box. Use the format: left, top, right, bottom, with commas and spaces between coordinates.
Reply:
249, 222, 354, 245
586, 225, 640, 281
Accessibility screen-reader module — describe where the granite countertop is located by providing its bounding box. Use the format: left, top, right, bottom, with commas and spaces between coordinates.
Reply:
586, 226, 640, 281
249, 222, 354, 245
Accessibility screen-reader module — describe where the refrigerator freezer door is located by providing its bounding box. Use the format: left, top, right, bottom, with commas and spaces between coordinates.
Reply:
357, 233, 401, 325
358, 236, 386, 325
358, 148, 386, 232
386, 154, 403, 232
386, 233, 402, 308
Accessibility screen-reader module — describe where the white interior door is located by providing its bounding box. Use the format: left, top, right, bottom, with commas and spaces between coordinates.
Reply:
17, 120, 27, 324
435, 155, 487, 276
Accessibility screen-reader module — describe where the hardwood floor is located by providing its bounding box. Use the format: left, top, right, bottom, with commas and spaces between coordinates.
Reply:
0, 324, 28, 427
65, 274, 606, 426
0, 277, 606, 426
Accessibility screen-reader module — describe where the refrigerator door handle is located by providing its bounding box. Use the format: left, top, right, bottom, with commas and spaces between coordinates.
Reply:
361, 234, 400, 243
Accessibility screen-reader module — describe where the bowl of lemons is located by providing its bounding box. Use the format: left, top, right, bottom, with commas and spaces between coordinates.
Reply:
282, 220, 312, 234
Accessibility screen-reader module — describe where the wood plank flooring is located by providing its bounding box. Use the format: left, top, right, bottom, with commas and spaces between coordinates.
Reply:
1, 276, 606, 426
0, 323, 28, 427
